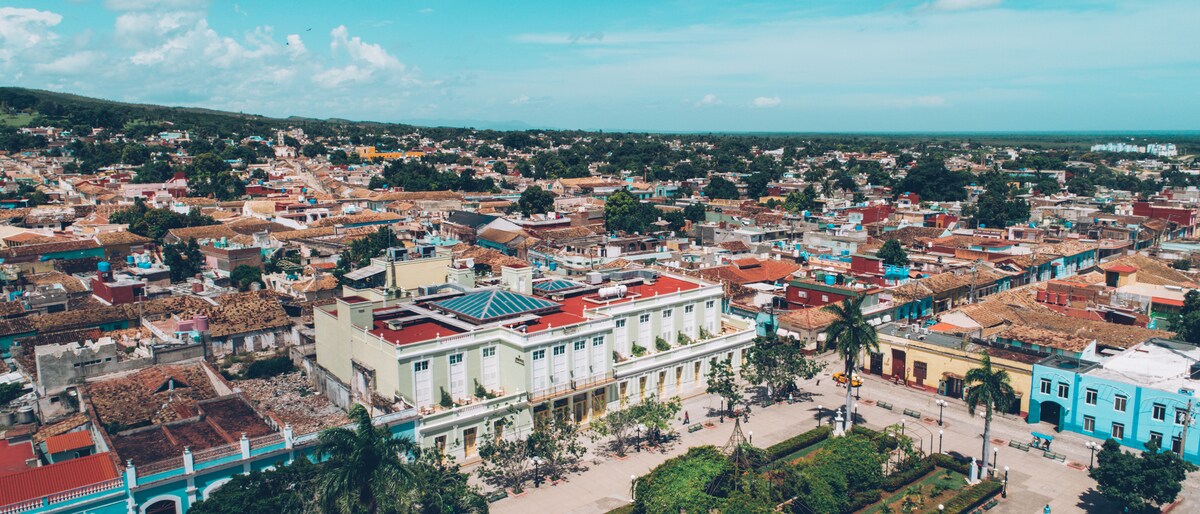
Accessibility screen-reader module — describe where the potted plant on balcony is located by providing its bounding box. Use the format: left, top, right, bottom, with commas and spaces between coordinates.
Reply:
654, 337, 671, 352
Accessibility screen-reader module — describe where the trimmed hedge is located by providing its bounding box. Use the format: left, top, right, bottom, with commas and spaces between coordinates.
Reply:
845, 489, 882, 513
765, 425, 832, 462
850, 425, 900, 451
934, 480, 1003, 514
932, 453, 972, 475
882, 456, 934, 492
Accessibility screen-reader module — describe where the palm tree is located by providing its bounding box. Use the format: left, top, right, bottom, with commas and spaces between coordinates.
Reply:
965, 352, 1016, 474
317, 404, 416, 513
823, 295, 879, 433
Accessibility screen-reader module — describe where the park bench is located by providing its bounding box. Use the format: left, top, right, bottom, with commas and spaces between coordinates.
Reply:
1008, 441, 1031, 452
1043, 451, 1066, 462
878, 401, 894, 410
903, 408, 921, 419
486, 490, 508, 502
688, 424, 704, 433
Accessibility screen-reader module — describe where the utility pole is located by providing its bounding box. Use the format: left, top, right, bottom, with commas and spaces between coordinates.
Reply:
1181, 399, 1193, 456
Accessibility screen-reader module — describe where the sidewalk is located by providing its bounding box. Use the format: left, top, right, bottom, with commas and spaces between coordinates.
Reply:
485, 353, 1187, 514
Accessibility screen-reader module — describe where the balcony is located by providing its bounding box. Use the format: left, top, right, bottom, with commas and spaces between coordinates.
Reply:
419, 390, 529, 428
530, 372, 614, 404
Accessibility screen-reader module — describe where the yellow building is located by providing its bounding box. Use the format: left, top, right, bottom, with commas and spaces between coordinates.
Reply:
869, 325, 1038, 416
354, 146, 409, 161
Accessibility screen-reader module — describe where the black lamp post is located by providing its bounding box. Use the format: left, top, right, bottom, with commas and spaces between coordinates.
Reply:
1086, 441, 1099, 469
1002, 466, 1009, 498
636, 425, 643, 452
938, 429, 944, 454
817, 405, 823, 427
533, 457, 542, 488
936, 399, 947, 426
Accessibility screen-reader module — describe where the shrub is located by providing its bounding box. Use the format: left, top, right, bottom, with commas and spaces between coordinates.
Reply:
632, 344, 648, 357
932, 453, 972, 475
655, 337, 671, 352
882, 457, 934, 492
937, 480, 1003, 514
439, 388, 454, 408
244, 356, 295, 379
635, 446, 729, 514
764, 425, 832, 462
845, 489, 882, 513
677, 333, 693, 346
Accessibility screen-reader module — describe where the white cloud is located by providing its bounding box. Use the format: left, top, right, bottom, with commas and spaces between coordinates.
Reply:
0, 7, 63, 64
330, 25, 402, 70
923, 0, 1002, 12
418, 7, 434, 15
751, 96, 782, 108
695, 94, 721, 107
510, 95, 529, 105
286, 34, 306, 56
34, 51, 103, 75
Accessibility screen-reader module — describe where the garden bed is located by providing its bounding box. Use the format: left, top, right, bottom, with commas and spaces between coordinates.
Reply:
858, 468, 967, 513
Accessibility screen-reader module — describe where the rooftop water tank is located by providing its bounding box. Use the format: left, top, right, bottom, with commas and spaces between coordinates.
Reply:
126, 255, 135, 264
194, 315, 209, 332
598, 284, 628, 299
825, 274, 836, 286
97, 261, 111, 273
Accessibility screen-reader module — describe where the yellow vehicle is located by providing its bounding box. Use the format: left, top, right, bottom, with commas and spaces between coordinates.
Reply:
832, 371, 863, 388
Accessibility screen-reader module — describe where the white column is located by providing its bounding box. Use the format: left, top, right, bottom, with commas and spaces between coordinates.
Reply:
183, 447, 194, 474
240, 433, 251, 460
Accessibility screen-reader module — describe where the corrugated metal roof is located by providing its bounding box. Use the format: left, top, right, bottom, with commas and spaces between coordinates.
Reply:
533, 279, 583, 293
0, 452, 119, 505
344, 264, 385, 281
434, 289, 559, 323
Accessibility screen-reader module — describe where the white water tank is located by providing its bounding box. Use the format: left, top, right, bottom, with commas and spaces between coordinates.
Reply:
598, 284, 627, 299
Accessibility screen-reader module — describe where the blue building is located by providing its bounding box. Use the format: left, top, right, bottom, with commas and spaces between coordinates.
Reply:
1028, 339, 1200, 463
4, 411, 418, 513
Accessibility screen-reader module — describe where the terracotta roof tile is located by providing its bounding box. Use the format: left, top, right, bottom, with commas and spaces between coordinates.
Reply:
0, 452, 119, 506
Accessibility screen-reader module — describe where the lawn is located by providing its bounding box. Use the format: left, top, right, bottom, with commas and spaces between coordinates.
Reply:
0, 113, 34, 127
859, 469, 968, 514
783, 438, 831, 464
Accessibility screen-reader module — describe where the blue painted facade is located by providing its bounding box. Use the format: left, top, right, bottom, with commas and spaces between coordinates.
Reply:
7, 414, 418, 514
1029, 352, 1200, 464
40, 247, 106, 261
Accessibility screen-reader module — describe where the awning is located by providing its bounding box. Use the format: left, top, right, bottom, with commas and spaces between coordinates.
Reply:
344, 264, 385, 281
1031, 431, 1054, 441
942, 372, 964, 380
1153, 297, 1184, 307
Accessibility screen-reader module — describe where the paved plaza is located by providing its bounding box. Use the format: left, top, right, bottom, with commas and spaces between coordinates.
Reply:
480, 353, 1196, 514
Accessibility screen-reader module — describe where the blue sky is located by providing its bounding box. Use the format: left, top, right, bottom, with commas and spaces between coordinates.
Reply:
1, 0, 1197, 132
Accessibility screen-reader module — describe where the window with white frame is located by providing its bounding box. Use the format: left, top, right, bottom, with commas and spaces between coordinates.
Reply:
574, 340, 585, 351
1083, 415, 1095, 432
663, 309, 673, 319
593, 336, 604, 346
1176, 408, 1188, 426
1040, 379, 1051, 395
1112, 422, 1125, 439
1153, 403, 1166, 422
706, 300, 715, 309
1085, 388, 1097, 405
1114, 394, 1127, 412
685, 305, 694, 313
1057, 383, 1069, 399
532, 349, 545, 360
1149, 431, 1163, 448
639, 313, 650, 323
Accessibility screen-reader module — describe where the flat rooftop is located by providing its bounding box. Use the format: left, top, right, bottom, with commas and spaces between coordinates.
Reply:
1086, 339, 1200, 393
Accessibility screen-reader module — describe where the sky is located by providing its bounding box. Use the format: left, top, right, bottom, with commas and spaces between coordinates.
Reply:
1, 0, 1198, 132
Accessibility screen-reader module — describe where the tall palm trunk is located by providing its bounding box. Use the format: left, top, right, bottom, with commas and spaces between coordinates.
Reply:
980, 405, 992, 472
844, 355, 854, 432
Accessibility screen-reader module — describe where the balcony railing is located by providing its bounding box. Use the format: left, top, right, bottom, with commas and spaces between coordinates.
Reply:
0, 477, 125, 514
530, 372, 613, 403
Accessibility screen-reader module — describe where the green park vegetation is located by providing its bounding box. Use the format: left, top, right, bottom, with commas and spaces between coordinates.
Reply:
626, 423, 1003, 514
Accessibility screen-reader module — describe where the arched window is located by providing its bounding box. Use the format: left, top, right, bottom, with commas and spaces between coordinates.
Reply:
143, 498, 179, 514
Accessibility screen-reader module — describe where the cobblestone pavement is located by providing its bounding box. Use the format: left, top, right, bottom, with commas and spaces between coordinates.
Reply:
482, 353, 1192, 514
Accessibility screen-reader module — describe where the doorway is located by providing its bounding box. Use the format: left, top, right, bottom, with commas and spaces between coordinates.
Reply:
869, 352, 883, 376
890, 349, 907, 382
1038, 400, 1064, 431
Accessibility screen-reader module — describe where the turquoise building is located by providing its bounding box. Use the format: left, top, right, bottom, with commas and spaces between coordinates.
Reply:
1028, 340, 1200, 463
7, 412, 417, 514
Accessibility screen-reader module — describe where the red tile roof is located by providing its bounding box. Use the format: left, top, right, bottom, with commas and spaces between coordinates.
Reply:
0, 441, 33, 477
0, 452, 119, 506
1104, 265, 1137, 273
45, 431, 95, 454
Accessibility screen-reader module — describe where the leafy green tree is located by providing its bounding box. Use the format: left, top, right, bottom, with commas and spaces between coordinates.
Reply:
302, 142, 326, 158
230, 264, 262, 291
1169, 290, 1200, 343
109, 198, 217, 241
969, 171, 1030, 229
604, 190, 659, 234
706, 358, 741, 416
517, 185, 555, 216
682, 203, 706, 223
964, 352, 1015, 472
162, 239, 205, 282
824, 296, 879, 432
316, 404, 416, 514
188, 457, 321, 514
630, 394, 682, 445
740, 335, 826, 400
896, 156, 969, 201
782, 186, 817, 214
528, 417, 586, 482
877, 239, 909, 266
476, 422, 532, 492
810, 434, 885, 493
745, 172, 772, 199
588, 407, 640, 457
408, 448, 488, 514
704, 176, 740, 200
0, 382, 24, 408
1090, 439, 1197, 513
492, 161, 508, 175
335, 227, 398, 283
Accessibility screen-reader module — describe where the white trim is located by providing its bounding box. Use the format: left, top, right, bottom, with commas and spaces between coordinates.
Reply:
201, 478, 232, 500
139, 494, 182, 514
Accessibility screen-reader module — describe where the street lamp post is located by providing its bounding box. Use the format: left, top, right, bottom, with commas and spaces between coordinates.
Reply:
636, 425, 643, 452
533, 457, 542, 488
1003, 466, 1009, 498
992, 447, 999, 477
936, 399, 947, 426
939, 429, 944, 454
817, 405, 823, 427
938, 504, 944, 512
749, 431, 753, 445
1086, 441, 1099, 469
